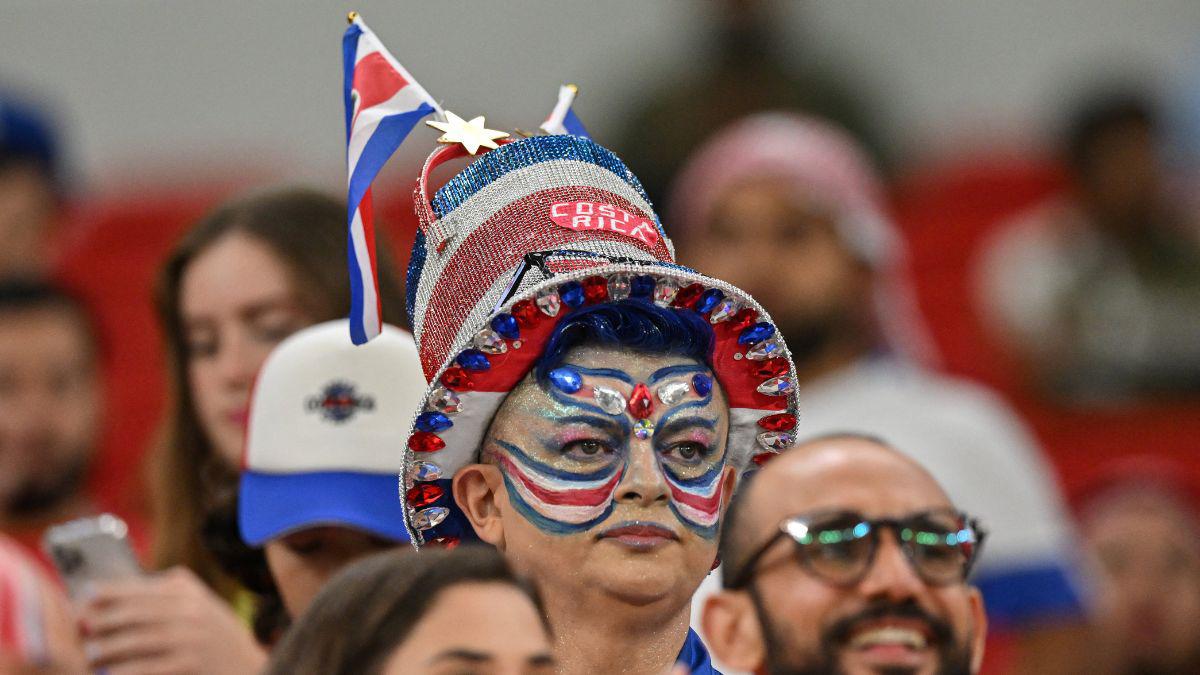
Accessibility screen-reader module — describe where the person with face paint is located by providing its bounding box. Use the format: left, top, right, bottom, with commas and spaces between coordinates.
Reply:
394, 124, 800, 675
703, 434, 988, 675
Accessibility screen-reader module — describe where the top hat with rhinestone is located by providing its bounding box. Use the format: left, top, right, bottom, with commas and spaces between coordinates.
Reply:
401, 125, 800, 547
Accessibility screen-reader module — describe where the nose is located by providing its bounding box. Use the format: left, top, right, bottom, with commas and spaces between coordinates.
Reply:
857, 530, 926, 602
214, 329, 260, 390
614, 442, 669, 507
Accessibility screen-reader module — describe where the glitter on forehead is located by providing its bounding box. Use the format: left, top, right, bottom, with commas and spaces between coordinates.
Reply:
432, 135, 652, 218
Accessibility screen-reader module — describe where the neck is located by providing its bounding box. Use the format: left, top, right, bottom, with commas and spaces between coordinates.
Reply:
544, 586, 693, 675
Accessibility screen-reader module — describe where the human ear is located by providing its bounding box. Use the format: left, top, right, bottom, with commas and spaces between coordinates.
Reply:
701, 590, 766, 672
452, 464, 507, 549
967, 586, 988, 673
718, 465, 738, 515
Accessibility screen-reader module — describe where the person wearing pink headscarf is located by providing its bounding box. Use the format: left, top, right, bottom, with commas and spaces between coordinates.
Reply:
671, 112, 1090, 674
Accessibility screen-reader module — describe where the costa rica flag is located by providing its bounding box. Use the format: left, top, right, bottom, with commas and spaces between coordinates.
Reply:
343, 13, 440, 344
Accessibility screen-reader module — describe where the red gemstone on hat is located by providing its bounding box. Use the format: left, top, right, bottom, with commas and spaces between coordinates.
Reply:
729, 308, 759, 332
440, 366, 474, 391
511, 299, 541, 327
582, 275, 609, 304
757, 413, 797, 432
408, 431, 446, 453
406, 483, 445, 508
754, 358, 790, 378
751, 452, 776, 466
628, 383, 654, 419
428, 536, 460, 549
672, 283, 705, 309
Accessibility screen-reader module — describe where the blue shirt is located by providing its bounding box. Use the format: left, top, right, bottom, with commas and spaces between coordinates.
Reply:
677, 628, 721, 674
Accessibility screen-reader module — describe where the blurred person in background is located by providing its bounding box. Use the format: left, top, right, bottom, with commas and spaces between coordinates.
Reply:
0, 93, 64, 280
670, 112, 1088, 673
267, 546, 555, 675
0, 281, 101, 563
1074, 457, 1200, 675
237, 320, 425, 620
614, 0, 880, 205
702, 434, 988, 675
0, 534, 84, 674
78, 187, 404, 674
978, 89, 1200, 404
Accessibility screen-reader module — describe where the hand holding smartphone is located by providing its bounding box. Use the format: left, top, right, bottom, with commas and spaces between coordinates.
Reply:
42, 513, 142, 601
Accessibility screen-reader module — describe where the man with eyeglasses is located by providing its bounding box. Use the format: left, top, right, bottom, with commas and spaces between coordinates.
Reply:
700, 433, 988, 675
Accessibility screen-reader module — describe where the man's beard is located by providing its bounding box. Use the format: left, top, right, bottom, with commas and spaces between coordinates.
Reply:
3, 452, 90, 518
749, 590, 974, 675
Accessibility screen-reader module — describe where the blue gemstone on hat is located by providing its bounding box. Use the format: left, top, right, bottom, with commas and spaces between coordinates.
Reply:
490, 313, 520, 340
695, 288, 724, 314
630, 275, 656, 298
738, 322, 776, 346
548, 366, 583, 394
559, 281, 585, 309
415, 411, 453, 433
456, 349, 491, 372
692, 373, 713, 397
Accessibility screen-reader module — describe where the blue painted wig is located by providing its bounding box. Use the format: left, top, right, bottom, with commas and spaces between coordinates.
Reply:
534, 298, 715, 380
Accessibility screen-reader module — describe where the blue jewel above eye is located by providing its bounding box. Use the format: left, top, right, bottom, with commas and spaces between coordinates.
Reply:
490, 313, 520, 339
559, 281, 585, 308
695, 288, 724, 314
692, 374, 713, 397
456, 349, 491, 371
738, 322, 776, 346
415, 411, 453, 433
548, 367, 583, 394
630, 275, 656, 298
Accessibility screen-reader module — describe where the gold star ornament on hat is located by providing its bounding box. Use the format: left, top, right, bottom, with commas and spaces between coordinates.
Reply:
426, 111, 510, 155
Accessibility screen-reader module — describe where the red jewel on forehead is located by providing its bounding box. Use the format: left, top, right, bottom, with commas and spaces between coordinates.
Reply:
628, 383, 654, 419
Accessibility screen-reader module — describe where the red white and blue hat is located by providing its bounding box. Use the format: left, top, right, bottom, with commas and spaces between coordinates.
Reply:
239, 320, 425, 546
402, 133, 801, 547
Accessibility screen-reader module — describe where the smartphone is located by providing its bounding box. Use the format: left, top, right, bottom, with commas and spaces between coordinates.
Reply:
42, 513, 142, 601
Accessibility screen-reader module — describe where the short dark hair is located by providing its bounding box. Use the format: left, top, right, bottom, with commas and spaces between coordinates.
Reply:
1065, 90, 1157, 173
534, 298, 716, 382
0, 279, 97, 357
266, 546, 549, 675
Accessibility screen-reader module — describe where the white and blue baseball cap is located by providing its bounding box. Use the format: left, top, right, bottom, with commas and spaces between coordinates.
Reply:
239, 319, 425, 546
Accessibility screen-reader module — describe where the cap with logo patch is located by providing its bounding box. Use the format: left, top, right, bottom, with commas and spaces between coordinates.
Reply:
239, 319, 424, 546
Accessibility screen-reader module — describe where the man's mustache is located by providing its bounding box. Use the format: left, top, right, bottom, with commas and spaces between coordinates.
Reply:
824, 599, 955, 648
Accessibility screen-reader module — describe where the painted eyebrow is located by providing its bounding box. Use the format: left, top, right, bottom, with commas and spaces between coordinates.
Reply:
656, 415, 718, 440
427, 649, 491, 664
556, 414, 627, 436
649, 363, 708, 384
561, 364, 635, 384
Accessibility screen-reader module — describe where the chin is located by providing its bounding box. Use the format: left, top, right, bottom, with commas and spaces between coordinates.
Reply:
586, 547, 696, 607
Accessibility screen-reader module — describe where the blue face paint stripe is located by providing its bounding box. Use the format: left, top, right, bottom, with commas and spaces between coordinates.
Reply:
661, 457, 725, 488
565, 364, 637, 383
669, 502, 719, 540
493, 439, 620, 482
648, 364, 709, 384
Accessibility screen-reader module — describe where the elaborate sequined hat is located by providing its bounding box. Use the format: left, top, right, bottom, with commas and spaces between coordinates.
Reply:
402, 133, 800, 547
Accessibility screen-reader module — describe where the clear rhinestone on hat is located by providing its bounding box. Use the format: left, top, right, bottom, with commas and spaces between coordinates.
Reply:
473, 328, 508, 355
756, 376, 794, 396
709, 299, 739, 323
746, 335, 784, 360
412, 506, 449, 531
757, 431, 794, 451
609, 274, 632, 301
536, 290, 562, 317
427, 386, 462, 415
592, 386, 627, 415
656, 381, 691, 406
653, 279, 681, 307
407, 461, 444, 482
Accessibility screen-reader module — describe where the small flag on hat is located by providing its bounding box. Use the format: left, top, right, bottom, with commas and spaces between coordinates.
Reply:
540, 84, 589, 138
343, 12, 441, 344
